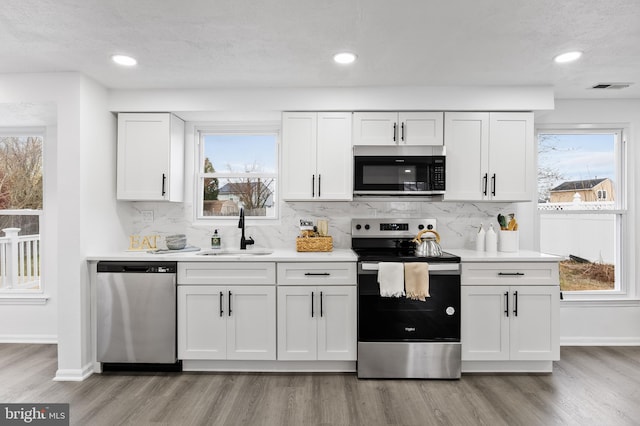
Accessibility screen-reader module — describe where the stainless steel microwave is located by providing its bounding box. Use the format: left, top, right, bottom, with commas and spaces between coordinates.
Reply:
353, 155, 445, 196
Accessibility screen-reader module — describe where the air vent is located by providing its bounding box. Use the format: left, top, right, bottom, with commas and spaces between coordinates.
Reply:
591, 82, 633, 90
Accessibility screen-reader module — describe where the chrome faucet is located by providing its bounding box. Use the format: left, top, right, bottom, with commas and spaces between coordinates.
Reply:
238, 207, 255, 250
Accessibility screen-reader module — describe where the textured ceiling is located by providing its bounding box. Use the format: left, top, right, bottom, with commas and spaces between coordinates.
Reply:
1, 0, 639, 98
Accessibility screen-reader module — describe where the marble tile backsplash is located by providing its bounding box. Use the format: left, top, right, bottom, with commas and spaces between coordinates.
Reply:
121, 200, 515, 252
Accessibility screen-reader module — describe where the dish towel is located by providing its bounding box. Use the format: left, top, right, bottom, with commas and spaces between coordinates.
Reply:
377, 262, 405, 297
404, 262, 430, 301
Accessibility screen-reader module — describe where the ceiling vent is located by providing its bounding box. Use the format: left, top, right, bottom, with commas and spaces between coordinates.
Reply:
591, 82, 633, 90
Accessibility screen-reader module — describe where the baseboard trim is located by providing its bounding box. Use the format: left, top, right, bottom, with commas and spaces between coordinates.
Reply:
561, 337, 640, 346
54, 363, 94, 382
0, 335, 57, 344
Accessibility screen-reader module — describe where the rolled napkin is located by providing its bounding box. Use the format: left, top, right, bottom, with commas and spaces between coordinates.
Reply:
404, 262, 430, 301
377, 262, 405, 297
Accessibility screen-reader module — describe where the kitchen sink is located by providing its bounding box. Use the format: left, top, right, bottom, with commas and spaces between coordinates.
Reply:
196, 249, 273, 256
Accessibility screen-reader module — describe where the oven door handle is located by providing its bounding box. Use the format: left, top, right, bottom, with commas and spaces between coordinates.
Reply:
359, 262, 459, 273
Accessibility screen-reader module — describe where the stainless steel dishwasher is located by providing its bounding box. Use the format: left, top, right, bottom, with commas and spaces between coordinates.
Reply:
96, 261, 181, 371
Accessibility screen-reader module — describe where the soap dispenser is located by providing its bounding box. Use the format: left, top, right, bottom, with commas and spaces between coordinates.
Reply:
211, 229, 221, 249
485, 224, 497, 253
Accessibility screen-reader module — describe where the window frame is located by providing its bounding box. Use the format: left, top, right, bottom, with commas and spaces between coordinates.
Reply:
0, 128, 45, 302
535, 124, 632, 301
194, 123, 280, 223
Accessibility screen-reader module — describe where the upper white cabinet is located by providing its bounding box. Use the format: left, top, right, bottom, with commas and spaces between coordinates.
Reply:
282, 112, 352, 201
443, 112, 534, 201
117, 113, 185, 202
353, 112, 444, 146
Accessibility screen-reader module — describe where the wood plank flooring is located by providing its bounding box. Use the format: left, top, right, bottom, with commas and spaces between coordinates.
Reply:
1, 344, 639, 425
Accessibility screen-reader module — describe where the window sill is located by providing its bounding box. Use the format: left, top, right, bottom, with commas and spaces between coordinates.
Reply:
561, 298, 640, 308
0, 294, 50, 305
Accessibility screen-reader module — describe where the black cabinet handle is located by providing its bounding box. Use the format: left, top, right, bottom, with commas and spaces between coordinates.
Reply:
393, 122, 397, 142
161, 173, 167, 196
219, 291, 224, 317
304, 272, 331, 276
513, 291, 518, 316
320, 291, 323, 317
483, 173, 488, 196
312, 175, 315, 197
228, 291, 232, 316
498, 272, 525, 276
504, 291, 509, 317
491, 173, 496, 196
401, 122, 405, 141
311, 291, 314, 318
318, 174, 321, 198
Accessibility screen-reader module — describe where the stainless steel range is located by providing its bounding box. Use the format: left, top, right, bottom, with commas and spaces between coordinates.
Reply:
352, 218, 461, 379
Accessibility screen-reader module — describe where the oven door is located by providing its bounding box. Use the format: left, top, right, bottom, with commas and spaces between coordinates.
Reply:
353, 156, 445, 195
357, 262, 460, 342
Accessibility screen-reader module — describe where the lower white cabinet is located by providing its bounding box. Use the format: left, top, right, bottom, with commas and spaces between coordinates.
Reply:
178, 285, 276, 360
277, 286, 356, 361
461, 285, 560, 361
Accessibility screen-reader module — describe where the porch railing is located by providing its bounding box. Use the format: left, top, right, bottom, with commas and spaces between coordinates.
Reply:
0, 228, 41, 290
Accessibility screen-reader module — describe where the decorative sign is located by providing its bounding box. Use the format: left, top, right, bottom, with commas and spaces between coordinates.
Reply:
128, 235, 159, 251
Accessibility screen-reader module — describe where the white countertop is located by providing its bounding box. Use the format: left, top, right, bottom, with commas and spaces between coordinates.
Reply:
86, 248, 358, 262
446, 248, 563, 262
87, 247, 561, 263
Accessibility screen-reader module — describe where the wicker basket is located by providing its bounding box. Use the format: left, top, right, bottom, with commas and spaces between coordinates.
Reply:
296, 236, 333, 252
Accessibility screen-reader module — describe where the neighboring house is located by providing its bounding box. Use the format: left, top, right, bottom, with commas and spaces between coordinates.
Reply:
549, 178, 615, 202
218, 181, 274, 207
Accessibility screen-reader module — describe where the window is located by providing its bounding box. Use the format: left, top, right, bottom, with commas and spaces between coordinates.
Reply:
196, 127, 278, 220
0, 133, 43, 292
537, 128, 625, 296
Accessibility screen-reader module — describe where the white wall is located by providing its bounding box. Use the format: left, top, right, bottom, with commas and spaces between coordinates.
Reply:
0, 73, 124, 380
535, 99, 640, 345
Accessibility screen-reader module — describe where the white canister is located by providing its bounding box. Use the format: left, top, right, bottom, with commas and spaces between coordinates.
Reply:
475, 224, 485, 251
499, 230, 519, 252
485, 224, 497, 253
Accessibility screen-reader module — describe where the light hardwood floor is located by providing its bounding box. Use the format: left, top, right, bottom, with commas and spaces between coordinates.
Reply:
1, 344, 639, 425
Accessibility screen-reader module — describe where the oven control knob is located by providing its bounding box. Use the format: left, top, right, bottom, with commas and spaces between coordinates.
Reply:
364, 224, 370, 230
446, 306, 456, 316
418, 224, 424, 230
355, 224, 362, 230
427, 224, 434, 230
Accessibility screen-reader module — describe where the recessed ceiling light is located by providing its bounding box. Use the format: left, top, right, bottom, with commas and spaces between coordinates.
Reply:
111, 54, 137, 67
553, 51, 582, 63
333, 52, 357, 65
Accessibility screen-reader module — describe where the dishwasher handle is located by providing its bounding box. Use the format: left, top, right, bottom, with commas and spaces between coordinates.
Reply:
97, 261, 177, 273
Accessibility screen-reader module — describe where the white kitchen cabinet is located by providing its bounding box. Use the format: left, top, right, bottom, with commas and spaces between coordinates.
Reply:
277, 285, 356, 361
352, 112, 444, 146
281, 112, 352, 201
177, 262, 276, 361
117, 113, 185, 201
443, 112, 533, 201
178, 285, 276, 360
461, 261, 560, 364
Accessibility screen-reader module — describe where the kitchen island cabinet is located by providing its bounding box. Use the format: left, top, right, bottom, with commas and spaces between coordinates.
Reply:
177, 262, 276, 361
460, 261, 560, 373
281, 112, 352, 201
276, 263, 356, 361
117, 113, 185, 202
443, 112, 533, 202
352, 112, 443, 146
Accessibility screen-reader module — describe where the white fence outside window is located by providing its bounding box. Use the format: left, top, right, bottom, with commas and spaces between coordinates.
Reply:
0, 228, 41, 290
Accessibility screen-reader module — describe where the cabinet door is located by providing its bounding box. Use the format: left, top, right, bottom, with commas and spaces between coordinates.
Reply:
352, 112, 399, 145
399, 112, 444, 146
461, 286, 509, 360
443, 112, 489, 201
316, 112, 353, 200
277, 286, 317, 360
117, 113, 184, 201
488, 112, 534, 201
509, 286, 560, 361
281, 112, 318, 200
226, 286, 276, 360
317, 286, 357, 361
177, 286, 227, 360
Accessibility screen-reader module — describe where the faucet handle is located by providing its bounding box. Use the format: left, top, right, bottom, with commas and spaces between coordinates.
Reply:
246, 237, 255, 246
